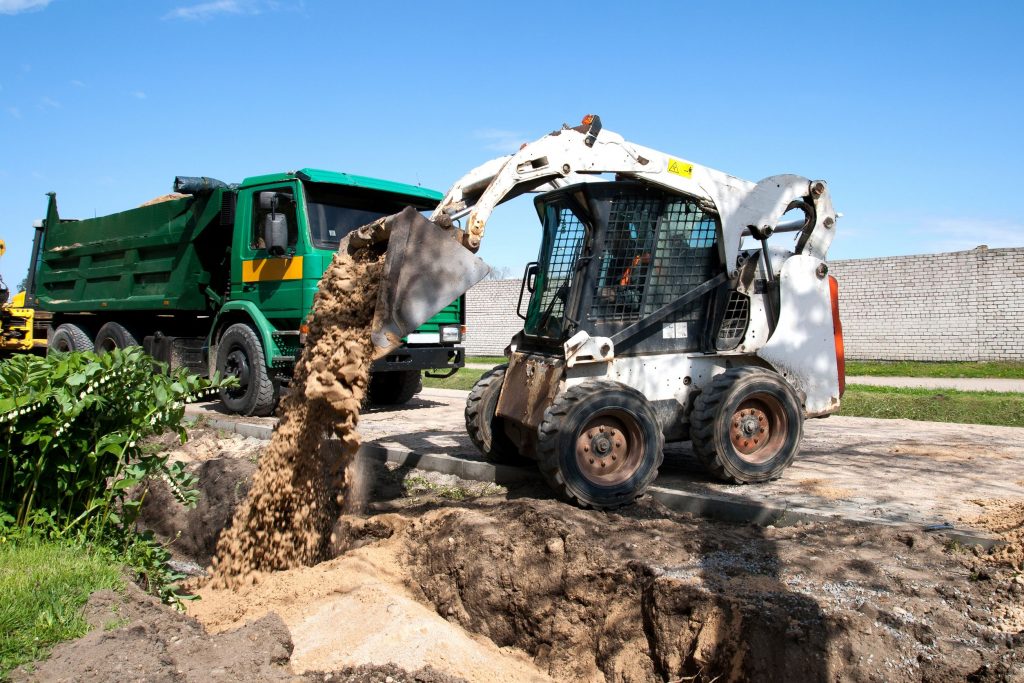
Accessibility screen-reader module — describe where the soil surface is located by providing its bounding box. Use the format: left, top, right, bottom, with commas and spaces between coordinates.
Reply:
24, 425, 1024, 682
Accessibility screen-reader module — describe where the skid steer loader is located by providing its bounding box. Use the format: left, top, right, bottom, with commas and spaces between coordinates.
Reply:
357, 115, 844, 509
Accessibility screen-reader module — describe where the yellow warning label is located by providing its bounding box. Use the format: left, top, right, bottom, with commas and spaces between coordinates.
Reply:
667, 158, 693, 178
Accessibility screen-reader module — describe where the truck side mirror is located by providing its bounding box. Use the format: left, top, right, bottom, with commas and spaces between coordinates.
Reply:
264, 214, 288, 256
259, 191, 280, 210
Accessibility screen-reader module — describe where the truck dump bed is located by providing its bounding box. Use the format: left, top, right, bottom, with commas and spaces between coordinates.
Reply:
35, 191, 230, 313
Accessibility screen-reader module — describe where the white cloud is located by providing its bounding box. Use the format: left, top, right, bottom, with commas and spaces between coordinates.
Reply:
0, 0, 52, 15
132, 90, 147, 100
6, 106, 21, 119
163, 0, 257, 20
70, 79, 86, 88
473, 128, 527, 153
39, 96, 60, 109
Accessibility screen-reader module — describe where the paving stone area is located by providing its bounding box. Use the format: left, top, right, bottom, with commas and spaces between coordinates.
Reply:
185, 388, 1024, 537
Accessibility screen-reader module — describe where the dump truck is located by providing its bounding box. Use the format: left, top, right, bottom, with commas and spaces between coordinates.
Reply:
356, 115, 844, 508
26, 169, 466, 415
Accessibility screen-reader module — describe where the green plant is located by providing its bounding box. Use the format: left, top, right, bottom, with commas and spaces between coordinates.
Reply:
0, 348, 229, 536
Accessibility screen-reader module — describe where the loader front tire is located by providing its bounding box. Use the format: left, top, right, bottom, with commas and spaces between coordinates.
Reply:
49, 323, 94, 354
537, 381, 664, 509
465, 364, 527, 465
690, 366, 803, 483
216, 323, 278, 417
368, 369, 422, 405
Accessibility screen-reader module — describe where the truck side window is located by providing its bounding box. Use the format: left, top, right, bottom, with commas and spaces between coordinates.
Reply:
251, 192, 298, 250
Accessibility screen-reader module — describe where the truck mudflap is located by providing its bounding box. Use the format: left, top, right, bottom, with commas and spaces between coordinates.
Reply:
357, 207, 490, 360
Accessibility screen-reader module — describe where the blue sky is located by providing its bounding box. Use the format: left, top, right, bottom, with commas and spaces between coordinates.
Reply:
1, 0, 1022, 286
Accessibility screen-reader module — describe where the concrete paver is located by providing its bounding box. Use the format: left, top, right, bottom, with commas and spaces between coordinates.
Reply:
185, 387, 1024, 538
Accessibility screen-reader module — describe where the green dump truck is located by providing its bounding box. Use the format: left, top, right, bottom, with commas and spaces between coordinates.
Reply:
26, 169, 465, 415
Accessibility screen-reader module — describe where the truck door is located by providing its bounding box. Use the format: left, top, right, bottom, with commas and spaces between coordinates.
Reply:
233, 182, 307, 320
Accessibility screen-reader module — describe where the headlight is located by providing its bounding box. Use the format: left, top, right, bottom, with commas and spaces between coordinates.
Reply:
440, 325, 461, 343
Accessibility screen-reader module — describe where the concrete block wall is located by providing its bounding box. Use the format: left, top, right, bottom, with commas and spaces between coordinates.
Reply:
463, 247, 1024, 361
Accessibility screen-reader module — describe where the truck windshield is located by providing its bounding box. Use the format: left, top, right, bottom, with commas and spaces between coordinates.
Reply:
304, 182, 434, 249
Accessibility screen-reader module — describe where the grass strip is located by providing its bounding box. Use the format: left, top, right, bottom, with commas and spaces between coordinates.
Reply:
837, 385, 1024, 427
846, 360, 1024, 379
464, 356, 507, 366
423, 368, 486, 391
0, 535, 123, 679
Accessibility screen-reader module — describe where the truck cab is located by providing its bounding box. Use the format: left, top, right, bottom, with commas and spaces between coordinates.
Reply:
215, 169, 465, 414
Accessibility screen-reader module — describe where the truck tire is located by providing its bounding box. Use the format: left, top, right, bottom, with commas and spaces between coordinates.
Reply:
49, 323, 94, 354
689, 366, 804, 484
216, 323, 277, 417
94, 322, 139, 353
537, 380, 664, 509
367, 370, 422, 405
465, 364, 528, 465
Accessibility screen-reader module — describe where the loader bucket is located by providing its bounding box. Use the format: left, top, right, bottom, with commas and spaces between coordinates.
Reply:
369, 209, 491, 359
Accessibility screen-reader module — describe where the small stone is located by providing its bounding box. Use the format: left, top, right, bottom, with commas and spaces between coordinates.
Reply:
545, 538, 565, 555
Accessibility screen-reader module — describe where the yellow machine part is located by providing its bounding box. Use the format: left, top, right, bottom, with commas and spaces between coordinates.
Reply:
1, 291, 36, 353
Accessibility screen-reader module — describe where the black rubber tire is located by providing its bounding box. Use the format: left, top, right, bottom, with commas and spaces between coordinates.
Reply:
537, 380, 664, 509
49, 323, 94, 354
690, 366, 804, 484
94, 321, 139, 353
465, 364, 528, 465
368, 369, 422, 405
216, 323, 278, 417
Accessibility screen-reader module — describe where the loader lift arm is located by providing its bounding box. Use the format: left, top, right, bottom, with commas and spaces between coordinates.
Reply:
430, 115, 837, 278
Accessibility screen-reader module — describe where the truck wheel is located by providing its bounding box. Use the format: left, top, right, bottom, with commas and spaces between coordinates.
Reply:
49, 323, 94, 354
465, 364, 528, 465
94, 322, 139, 353
690, 366, 804, 483
368, 370, 422, 405
537, 380, 664, 509
216, 323, 277, 417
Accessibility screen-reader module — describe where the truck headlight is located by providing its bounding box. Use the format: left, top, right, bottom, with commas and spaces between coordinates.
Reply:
440, 325, 461, 343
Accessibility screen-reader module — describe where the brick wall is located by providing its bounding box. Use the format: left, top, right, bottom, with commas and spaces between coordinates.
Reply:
463, 246, 1024, 361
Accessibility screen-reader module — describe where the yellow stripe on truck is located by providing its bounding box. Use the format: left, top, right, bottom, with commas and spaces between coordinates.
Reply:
242, 256, 304, 283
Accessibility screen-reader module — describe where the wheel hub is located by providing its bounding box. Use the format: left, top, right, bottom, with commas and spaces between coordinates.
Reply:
728, 395, 787, 464
575, 413, 643, 485
225, 348, 251, 391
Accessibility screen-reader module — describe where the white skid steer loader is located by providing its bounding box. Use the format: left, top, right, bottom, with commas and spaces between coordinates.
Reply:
358, 115, 845, 509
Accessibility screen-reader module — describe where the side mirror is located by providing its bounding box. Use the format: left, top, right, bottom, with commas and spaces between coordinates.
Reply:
263, 214, 288, 256
259, 191, 285, 210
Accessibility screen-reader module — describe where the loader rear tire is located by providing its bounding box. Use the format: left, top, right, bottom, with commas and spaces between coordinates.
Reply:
368, 370, 422, 405
49, 323, 94, 354
216, 323, 278, 417
537, 381, 664, 509
465, 364, 528, 465
690, 366, 803, 483
95, 322, 139, 353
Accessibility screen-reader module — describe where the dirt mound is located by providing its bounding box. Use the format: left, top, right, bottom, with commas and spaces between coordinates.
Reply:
139, 192, 189, 207
210, 243, 384, 586
14, 582, 294, 682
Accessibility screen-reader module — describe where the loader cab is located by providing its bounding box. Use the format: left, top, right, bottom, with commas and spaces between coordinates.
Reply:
520, 181, 723, 357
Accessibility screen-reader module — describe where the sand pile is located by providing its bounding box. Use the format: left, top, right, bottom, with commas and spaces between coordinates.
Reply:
209, 241, 385, 587
967, 498, 1024, 571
